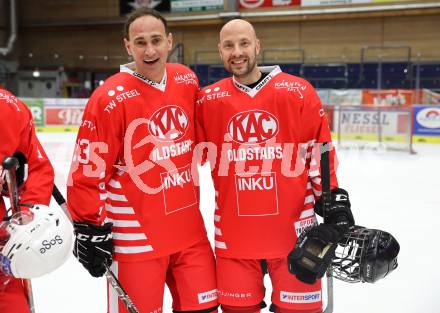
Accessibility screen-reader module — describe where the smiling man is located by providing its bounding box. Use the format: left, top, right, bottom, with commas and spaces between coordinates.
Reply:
218, 19, 261, 85
196, 19, 354, 313
67, 8, 218, 313
123, 11, 171, 83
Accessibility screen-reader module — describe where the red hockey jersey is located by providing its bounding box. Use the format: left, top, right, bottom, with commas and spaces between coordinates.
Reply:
67, 63, 207, 262
196, 66, 338, 259
0, 89, 54, 218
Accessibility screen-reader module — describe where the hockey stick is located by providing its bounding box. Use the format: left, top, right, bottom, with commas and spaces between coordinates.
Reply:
320, 143, 334, 313
2, 156, 36, 313
51, 184, 140, 313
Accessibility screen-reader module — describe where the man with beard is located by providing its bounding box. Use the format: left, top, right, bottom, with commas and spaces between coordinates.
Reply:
196, 19, 354, 313
67, 8, 218, 313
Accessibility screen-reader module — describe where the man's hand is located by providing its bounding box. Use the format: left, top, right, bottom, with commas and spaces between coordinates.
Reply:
1, 152, 28, 196
288, 224, 342, 284
315, 188, 354, 233
73, 222, 113, 277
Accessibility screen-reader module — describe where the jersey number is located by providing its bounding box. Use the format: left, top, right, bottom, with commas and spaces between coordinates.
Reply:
76, 138, 90, 164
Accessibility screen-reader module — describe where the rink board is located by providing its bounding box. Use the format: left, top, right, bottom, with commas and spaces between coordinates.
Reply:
34, 128, 440, 145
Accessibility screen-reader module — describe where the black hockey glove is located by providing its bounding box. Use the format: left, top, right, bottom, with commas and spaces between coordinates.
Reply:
1, 151, 28, 196
73, 222, 114, 278
288, 224, 342, 284
314, 188, 355, 234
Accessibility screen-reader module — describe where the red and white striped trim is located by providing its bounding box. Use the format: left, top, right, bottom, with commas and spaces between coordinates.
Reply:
114, 245, 153, 254
105, 204, 135, 214
112, 232, 147, 240
107, 192, 128, 202
299, 208, 315, 219
107, 218, 140, 228
215, 241, 227, 249
214, 227, 222, 236
108, 179, 122, 189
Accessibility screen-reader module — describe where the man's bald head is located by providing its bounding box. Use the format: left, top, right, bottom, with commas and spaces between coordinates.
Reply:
220, 19, 257, 42
218, 19, 261, 84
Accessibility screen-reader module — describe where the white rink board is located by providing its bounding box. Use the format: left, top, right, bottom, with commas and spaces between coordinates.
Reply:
29, 132, 440, 313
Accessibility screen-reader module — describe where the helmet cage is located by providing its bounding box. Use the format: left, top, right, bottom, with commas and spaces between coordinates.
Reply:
0, 211, 36, 274
331, 226, 370, 283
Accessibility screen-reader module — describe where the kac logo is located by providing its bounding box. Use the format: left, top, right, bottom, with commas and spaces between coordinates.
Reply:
227, 110, 278, 144
149, 105, 189, 141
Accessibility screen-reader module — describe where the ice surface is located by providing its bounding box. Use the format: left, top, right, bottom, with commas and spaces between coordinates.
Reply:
30, 133, 440, 313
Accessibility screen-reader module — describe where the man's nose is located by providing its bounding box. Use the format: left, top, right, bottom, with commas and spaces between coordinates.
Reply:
231, 44, 242, 57
144, 44, 155, 57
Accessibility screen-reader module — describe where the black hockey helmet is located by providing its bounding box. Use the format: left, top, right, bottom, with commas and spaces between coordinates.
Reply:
331, 226, 400, 283
361, 228, 400, 283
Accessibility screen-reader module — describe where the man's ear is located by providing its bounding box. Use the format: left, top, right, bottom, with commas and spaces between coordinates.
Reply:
123, 38, 132, 56
218, 43, 223, 60
167, 33, 173, 52
255, 38, 261, 56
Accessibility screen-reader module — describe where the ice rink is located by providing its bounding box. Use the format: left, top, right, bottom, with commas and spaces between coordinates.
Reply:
31, 132, 440, 313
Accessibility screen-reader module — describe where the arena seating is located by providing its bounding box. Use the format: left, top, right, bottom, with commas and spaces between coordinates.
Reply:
191, 62, 440, 90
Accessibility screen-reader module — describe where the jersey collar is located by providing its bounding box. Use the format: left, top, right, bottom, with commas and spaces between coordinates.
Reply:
120, 62, 167, 92
232, 65, 282, 98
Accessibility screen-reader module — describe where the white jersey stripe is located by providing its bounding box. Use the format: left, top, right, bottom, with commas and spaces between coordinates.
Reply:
312, 188, 322, 197
115, 245, 153, 253
306, 139, 316, 146
105, 204, 134, 214
304, 195, 315, 205
312, 177, 321, 184
99, 193, 107, 200
112, 232, 147, 240
300, 208, 315, 219
108, 192, 128, 202
108, 179, 122, 188
214, 215, 221, 222
215, 227, 222, 236
107, 219, 140, 227
309, 169, 320, 178
215, 241, 227, 249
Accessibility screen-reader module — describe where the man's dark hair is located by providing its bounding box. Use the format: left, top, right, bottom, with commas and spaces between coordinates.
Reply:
123, 8, 168, 39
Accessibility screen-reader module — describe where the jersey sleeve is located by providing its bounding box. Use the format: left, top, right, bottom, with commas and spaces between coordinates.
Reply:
195, 90, 207, 144
0, 102, 20, 164
67, 91, 122, 224
299, 81, 339, 201
0, 97, 54, 206
195, 90, 208, 166
191, 68, 204, 144
19, 112, 54, 205
0, 99, 21, 221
